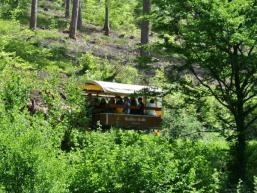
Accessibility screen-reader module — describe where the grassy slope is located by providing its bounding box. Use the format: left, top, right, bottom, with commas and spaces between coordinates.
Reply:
32, 0, 139, 71
16, 0, 171, 81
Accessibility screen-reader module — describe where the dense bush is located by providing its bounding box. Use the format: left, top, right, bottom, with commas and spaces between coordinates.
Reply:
0, 72, 71, 193
0, 38, 249, 193
0, 72, 228, 192
0, 0, 29, 19
78, 53, 140, 83
69, 130, 227, 193
0, 112, 70, 193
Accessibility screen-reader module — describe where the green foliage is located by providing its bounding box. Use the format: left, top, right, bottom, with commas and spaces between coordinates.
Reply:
0, 112, 70, 193
0, 71, 226, 193
254, 177, 257, 193
0, 20, 76, 72
153, 1, 257, 186
152, 68, 225, 140
163, 109, 203, 140
0, 71, 72, 193
69, 130, 226, 193
0, 70, 228, 192
0, 0, 29, 19
0, 73, 31, 111
245, 141, 257, 189
83, 0, 138, 33
79, 52, 140, 83
114, 65, 140, 84
0, 20, 20, 34
2, 2, 256, 192
79, 52, 116, 81
152, 0, 257, 131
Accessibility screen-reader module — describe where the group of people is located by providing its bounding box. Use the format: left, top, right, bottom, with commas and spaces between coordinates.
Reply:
91, 95, 157, 116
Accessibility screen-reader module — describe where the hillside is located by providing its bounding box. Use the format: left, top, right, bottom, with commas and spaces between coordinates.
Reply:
0, 0, 257, 192
5, 0, 168, 83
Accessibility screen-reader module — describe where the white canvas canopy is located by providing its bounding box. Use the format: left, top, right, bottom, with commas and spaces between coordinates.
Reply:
82, 81, 162, 96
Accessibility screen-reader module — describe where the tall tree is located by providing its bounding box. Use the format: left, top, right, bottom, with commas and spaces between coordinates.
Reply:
65, 0, 70, 18
77, 2, 83, 31
103, 0, 110, 36
153, 0, 257, 189
140, 0, 151, 56
30, 0, 38, 30
69, 0, 80, 39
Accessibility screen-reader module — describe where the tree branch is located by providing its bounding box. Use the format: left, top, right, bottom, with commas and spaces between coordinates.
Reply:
229, 51, 235, 91
242, 81, 255, 98
190, 66, 231, 111
243, 93, 256, 103
241, 70, 256, 95
209, 67, 231, 92
244, 103, 257, 117
245, 115, 257, 129
248, 45, 255, 56
238, 44, 244, 56
216, 113, 235, 128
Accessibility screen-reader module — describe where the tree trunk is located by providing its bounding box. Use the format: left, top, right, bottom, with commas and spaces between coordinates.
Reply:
103, 0, 110, 36
228, 115, 246, 190
30, 0, 38, 30
65, 0, 70, 18
77, 2, 83, 31
69, 0, 80, 39
236, 122, 246, 182
228, 51, 247, 188
140, 0, 151, 56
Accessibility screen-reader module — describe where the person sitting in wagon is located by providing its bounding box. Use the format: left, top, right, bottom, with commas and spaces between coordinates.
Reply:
107, 97, 116, 113
146, 99, 157, 116
130, 97, 138, 114
115, 96, 124, 113
123, 97, 131, 114
137, 97, 145, 115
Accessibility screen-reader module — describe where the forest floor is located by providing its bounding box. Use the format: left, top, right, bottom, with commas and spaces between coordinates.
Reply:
21, 0, 172, 78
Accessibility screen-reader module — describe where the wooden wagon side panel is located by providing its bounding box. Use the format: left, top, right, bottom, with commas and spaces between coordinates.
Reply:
93, 113, 162, 129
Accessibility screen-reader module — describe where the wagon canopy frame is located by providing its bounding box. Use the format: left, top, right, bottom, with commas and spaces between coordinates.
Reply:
81, 81, 162, 96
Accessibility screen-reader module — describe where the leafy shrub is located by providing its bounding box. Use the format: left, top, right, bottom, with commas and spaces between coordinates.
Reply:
246, 141, 257, 190
0, 111, 70, 193
79, 53, 115, 81
0, 20, 20, 35
163, 109, 203, 140
0, 0, 29, 19
114, 65, 141, 84
0, 73, 31, 111
83, 0, 138, 33
0, 73, 72, 192
69, 130, 227, 193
